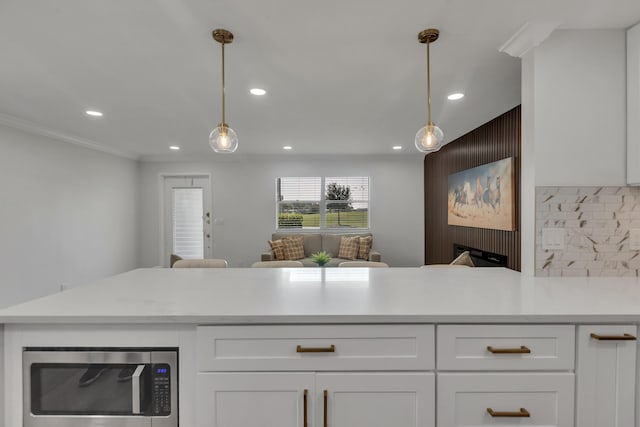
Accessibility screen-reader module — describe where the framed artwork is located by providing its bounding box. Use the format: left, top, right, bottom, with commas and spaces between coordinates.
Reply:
447, 157, 515, 231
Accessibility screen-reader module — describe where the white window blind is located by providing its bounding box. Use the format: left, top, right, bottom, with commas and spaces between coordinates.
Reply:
277, 177, 321, 228
173, 188, 204, 258
276, 176, 369, 229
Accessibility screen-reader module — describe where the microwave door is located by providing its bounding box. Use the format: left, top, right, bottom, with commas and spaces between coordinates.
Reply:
24, 351, 153, 427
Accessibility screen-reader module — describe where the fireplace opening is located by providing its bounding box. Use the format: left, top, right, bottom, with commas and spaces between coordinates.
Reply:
453, 244, 508, 267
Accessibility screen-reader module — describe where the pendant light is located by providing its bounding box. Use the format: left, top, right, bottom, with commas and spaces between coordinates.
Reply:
209, 29, 238, 153
415, 28, 444, 153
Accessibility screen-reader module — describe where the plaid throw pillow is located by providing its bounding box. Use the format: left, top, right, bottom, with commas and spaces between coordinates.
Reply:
338, 236, 359, 260
268, 239, 285, 260
357, 236, 373, 260
282, 236, 305, 260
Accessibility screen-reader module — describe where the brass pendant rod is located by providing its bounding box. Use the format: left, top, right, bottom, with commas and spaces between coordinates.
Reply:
221, 40, 226, 126
426, 40, 431, 125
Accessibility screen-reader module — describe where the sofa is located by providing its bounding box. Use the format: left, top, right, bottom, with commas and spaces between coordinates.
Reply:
261, 232, 381, 267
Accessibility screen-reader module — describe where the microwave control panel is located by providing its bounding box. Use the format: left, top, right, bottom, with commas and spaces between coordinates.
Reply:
151, 364, 171, 416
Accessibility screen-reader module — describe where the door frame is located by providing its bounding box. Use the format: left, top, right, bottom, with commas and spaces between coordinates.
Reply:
158, 173, 212, 267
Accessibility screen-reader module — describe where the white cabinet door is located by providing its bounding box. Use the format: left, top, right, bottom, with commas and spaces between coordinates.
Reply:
196, 372, 314, 427
576, 325, 637, 427
316, 373, 435, 427
628, 23, 640, 184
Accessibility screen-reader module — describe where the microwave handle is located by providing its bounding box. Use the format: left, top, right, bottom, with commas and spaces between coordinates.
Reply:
131, 365, 146, 414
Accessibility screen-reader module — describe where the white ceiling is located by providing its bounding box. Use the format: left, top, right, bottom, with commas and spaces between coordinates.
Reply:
1, 0, 639, 160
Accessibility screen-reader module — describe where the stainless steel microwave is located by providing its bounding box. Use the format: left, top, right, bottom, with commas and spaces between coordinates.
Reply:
23, 348, 177, 427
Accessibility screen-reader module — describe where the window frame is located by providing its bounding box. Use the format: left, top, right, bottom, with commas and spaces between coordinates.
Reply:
275, 176, 370, 231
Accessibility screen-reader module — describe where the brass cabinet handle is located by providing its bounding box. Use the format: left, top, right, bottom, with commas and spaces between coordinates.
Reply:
323, 390, 328, 427
297, 345, 336, 353
487, 345, 531, 354
303, 389, 308, 427
487, 407, 530, 418
590, 333, 637, 341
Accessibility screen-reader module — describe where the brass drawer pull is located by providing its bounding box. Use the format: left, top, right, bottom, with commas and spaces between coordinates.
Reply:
590, 333, 637, 341
487, 407, 530, 418
487, 345, 531, 354
297, 345, 336, 353
303, 389, 308, 427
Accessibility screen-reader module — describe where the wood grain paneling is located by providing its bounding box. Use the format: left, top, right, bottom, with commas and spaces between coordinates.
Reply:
424, 106, 521, 270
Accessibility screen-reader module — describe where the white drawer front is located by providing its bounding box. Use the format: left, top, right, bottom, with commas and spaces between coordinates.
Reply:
197, 324, 434, 371
438, 373, 574, 427
437, 325, 575, 370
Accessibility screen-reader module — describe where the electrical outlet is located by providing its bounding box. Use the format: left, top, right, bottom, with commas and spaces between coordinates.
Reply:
542, 228, 565, 250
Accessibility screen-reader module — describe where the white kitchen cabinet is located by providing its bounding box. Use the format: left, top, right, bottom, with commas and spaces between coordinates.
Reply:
317, 373, 434, 427
437, 325, 575, 371
196, 372, 434, 427
196, 372, 315, 427
576, 325, 637, 427
628, 22, 640, 184
196, 325, 435, 427
438, 373, 574, 427
196, 324, 435, 372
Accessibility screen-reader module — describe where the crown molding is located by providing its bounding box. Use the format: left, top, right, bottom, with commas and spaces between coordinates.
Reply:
0, 113, 140, 160
499, 21, 560, 58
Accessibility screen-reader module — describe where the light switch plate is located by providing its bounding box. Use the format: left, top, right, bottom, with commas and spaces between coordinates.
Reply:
542, 228, 565, 250
630, 229, 640, 250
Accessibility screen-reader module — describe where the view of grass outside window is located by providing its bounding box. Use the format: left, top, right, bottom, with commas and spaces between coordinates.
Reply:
276, 176, 369, 229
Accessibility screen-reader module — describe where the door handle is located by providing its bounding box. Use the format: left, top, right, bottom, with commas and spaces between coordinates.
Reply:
590, 333, 637, 341
131, 365, 146, 414
323, 390, 328, 427
487, 407, 530, 417
303, 389, 308, 427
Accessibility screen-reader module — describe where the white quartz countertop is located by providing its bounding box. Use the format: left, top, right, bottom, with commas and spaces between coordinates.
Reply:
1, 267, 640, 324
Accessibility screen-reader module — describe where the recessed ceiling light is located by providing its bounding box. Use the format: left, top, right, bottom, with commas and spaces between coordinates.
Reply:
250, 88, 266, 96
283, 146, 292, 150
447, 93, 464, 100
392, 146, 403, 150
169, 145, 181, 151
85, 110, 103, 117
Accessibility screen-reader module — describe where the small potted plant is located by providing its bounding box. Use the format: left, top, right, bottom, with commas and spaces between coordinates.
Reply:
310, 250, 331, 267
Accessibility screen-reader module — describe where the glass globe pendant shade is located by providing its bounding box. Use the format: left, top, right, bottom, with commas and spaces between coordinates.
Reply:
209, 123, 238, 153
415, 122, 444, 153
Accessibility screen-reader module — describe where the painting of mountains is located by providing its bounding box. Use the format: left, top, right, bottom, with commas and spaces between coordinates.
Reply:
447, 157, 515, 231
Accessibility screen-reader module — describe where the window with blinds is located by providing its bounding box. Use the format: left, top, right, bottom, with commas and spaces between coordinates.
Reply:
172, 188, 204, 258
325, 176, 369, 229
276, 176, 369, 229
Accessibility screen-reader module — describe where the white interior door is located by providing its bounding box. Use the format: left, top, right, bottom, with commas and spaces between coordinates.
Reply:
163, 176, 212, 266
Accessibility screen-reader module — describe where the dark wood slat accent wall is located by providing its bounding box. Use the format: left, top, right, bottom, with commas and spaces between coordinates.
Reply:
424, 106, 521, 270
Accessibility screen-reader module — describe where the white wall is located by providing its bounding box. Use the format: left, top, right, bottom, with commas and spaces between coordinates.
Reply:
534, 30, 627, 186
520, 29, 627, 274
0, 124, 140, 308
139, 155, 424, 267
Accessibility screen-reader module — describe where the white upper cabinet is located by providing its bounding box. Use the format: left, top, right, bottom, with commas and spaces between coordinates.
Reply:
627, 22, 640, 184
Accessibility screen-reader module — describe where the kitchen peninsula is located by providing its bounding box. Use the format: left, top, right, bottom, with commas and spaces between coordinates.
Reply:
2, 267, 640, 426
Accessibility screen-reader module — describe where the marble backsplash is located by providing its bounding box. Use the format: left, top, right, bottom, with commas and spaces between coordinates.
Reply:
536, 186, 640, 277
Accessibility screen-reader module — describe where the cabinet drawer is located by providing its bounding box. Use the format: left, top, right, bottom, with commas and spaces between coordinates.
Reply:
196, 324, 434, 371
437, 325, 575, 370
438, 373, 574, 427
